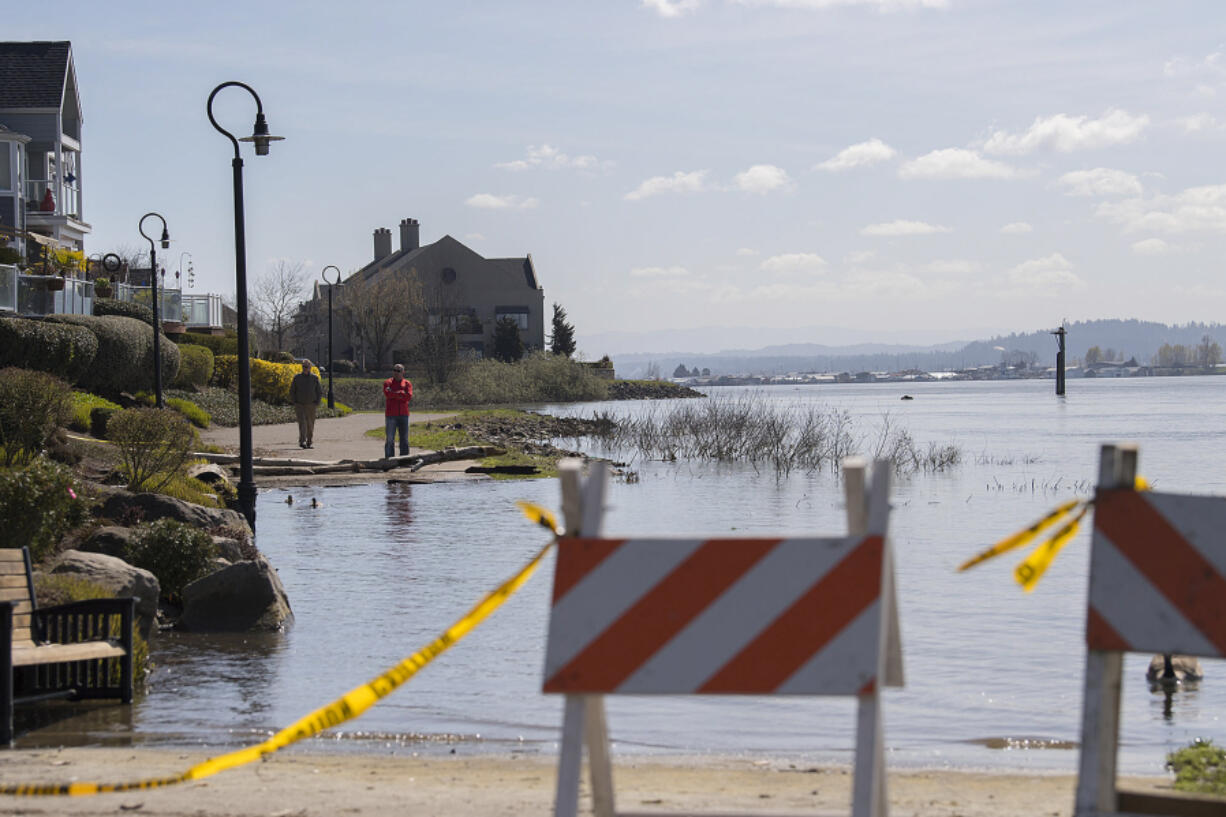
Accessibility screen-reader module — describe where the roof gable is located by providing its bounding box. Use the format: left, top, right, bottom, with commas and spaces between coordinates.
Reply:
0, 42, 72, 109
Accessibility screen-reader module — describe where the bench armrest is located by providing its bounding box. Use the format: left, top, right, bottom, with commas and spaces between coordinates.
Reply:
36, 597, 136, 648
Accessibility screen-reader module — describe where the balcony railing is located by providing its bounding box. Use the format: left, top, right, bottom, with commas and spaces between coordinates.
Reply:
0, 265, 16, 312
112, 282, 182, 323
24, 179, 81, 220
0, 266, 95, 317
181, 293, 223, 328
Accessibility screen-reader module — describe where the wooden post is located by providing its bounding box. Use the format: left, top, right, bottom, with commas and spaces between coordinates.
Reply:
1074, 444, 1136, 816
1053, 326, 1067, 396
554, 459, 613, 817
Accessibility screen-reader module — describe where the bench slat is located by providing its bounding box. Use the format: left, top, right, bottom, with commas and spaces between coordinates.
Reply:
0, 550, 26, 564
0, 575, 28, 589
11, 640, 127, 667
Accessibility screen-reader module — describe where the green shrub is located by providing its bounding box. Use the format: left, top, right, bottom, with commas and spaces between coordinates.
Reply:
47, 315, 180, 397
0, 457, 88, 562
330, 359, 358, 374
332, 377, 384, 410
263, 350, 295, 364
251, 358, 319, 404
107, 407, 197, 492
33, 573, 151, 690
156, 472, 224, 508
423, 352, 609, 407
181, 331, 239, 357
0, 316, 98, 384
93, 297, 154, 327
124, 519, 217, 603
0, 247, 22, 265
212, 354, 238, 389
90, 405, 118, 438
166, 397, 210, 428
1168, 738, 1226, 795
0, 368, 74, 466
69, 391, 122, 433
173, 344, 215, 388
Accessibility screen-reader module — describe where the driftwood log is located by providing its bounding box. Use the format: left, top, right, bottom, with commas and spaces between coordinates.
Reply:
202, 446, 506, 477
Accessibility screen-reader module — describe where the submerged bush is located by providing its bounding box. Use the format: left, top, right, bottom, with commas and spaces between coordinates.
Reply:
125, 518, 217, 603
0, 316, 98, 384
108, 407, 197, 492
0, 457, 88, 561
0, 368, 74, 466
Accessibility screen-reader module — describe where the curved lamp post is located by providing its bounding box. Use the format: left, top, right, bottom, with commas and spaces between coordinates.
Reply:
207, 81, 282, 531
321, 265, 342, 409
138, 212, 170, 409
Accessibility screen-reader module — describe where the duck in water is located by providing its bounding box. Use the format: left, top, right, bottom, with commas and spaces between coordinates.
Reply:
310, 497, 322, 509
1147, 653, 1203, 686
285, 495, 294, 505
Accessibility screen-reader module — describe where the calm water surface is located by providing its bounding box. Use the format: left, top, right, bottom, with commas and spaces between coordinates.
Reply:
33, 378, 1226, 773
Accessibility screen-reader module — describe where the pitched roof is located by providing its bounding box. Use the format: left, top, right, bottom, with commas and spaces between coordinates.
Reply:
0, 42, 71, 109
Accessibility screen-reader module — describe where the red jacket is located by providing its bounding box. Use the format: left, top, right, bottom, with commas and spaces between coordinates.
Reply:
384, 376, 412, 416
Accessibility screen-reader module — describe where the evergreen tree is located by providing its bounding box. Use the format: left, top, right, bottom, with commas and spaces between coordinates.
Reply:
549, 302, 577, 357
493, 316, 525, 362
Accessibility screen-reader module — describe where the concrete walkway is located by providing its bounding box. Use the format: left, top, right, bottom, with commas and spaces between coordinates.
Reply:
197, 411, 478, 486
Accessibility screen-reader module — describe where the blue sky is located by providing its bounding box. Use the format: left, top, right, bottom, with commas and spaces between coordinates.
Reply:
10, 1, 1226, 354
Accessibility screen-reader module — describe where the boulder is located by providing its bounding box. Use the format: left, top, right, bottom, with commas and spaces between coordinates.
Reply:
212, 536, 246, 563
98, 488, 251, 536
50, 550, 161, 641
179, 556, 292, 632
79, 525, 138, 559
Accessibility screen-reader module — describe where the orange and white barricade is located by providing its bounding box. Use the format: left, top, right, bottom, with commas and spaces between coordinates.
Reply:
1076, 443, 1226, 816
544, 457, 903, 817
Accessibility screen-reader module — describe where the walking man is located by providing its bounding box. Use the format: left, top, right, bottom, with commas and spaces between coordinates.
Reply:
384, 363, 413, 458
291, 359, 323, 449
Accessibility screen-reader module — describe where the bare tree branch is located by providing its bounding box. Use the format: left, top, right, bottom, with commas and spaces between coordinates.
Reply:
252, 260, 310, 353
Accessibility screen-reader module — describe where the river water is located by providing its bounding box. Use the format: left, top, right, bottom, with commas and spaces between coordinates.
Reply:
28, 377, 1226, 773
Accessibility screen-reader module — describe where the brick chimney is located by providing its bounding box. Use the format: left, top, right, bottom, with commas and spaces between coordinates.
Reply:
399, 218, 420, 253
373, 227, 392, 262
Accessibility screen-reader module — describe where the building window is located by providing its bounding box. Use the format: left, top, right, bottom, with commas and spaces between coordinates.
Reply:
441, 267, 456, 285
0, 144, 11, 191
495, 306, 529, 330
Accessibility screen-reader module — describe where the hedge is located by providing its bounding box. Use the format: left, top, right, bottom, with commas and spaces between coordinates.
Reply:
48, 315, 180, 397
179, 331, 256, 357
211, 356, 320, 404
93, 297, 155, 327
174, 344, 214, 388
0, 316, 99, 385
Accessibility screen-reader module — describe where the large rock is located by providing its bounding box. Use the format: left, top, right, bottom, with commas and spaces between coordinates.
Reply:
79, 525, 138, 559
98, 488, 251, 536
50, 550, 160, 641
179, 556, 292, 632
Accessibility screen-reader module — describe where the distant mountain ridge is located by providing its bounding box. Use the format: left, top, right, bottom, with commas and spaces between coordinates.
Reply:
605, 319, 1226, 379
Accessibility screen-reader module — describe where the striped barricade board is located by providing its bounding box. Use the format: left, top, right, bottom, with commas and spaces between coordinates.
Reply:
544, 534, 893, 696
1087, 489, 1226, 659
1076, 443, 1224, 817
544, 457, 900, 817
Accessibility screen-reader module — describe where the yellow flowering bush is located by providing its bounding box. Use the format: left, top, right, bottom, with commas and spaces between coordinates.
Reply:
211, 356, 319, 404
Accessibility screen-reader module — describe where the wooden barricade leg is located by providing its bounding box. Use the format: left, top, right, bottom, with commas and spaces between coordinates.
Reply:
1074, 444, 1135, 816
554, 460, 613, 817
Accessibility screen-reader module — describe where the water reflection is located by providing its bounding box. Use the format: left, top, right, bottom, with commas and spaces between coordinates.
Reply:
14, 700, 134, 748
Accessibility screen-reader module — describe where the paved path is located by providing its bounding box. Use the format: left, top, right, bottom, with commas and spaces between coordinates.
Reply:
197, 411, 477, 486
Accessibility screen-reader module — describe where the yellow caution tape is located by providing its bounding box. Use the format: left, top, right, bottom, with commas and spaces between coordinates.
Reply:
958, 475, 1149, 591
517, 500, 560, 535
1, 504, 560, 797
1013, 503, 1089, 592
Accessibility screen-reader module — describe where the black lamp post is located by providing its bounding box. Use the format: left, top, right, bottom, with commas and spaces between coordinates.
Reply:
321, 265, 342, 409
138, 212, 170, 409
207, 81, 282, 531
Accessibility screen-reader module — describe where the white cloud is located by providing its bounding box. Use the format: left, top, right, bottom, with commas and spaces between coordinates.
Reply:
464, 193, 539, 210
1131, 238, 1170, 255
860, 219, 951, 236
630, 265, 690, 277
1177, 113, 1222, 133
464, 232, 485, 241
1057, 168, 1143, 197
624, 170, 709, 200
733, 164, 794, 194
495, 144, 608, 172
733, 0, 950, 10
814, 138, 897, 172
923, 258, 979, 275
1096, 183, 1226, 234
1164, 50, 1226, 82
898, 148, 1025, 180
735, 247, 758, 256
982, 109, 1150, 155
759, 253, 827, 275
844, 249, 877, 264
642, 0, 701, 17
1005, 253, 1086, 290
1000, 221, 1033, 234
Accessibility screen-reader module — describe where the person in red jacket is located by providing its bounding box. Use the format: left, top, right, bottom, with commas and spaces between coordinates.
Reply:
383, 363, 413, 458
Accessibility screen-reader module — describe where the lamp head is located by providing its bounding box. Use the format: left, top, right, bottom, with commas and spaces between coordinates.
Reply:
240, 112, 284, 156
159, 227, 170, 250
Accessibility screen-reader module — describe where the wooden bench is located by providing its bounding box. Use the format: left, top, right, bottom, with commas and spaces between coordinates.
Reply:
1, 547, 135, 746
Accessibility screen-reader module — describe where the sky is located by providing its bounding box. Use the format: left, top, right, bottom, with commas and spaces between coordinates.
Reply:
9, 1, 1226, 355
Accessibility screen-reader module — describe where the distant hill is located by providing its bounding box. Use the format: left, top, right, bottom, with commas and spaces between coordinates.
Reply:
608, 319, 1226, 379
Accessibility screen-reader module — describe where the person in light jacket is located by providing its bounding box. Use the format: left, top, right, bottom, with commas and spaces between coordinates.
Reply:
383, 363, 413, 458
290, 359, 323, 449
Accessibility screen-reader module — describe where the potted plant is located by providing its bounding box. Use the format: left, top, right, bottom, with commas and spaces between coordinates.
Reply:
93, 276, 112, 298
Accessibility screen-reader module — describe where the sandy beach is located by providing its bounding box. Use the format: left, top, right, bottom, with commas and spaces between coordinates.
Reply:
0, 746, 1175, 816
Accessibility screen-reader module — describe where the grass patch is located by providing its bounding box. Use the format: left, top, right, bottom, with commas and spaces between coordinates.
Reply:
69, 392, 122, 433
173, 387, 351, 427
1168, 739, 1226, 796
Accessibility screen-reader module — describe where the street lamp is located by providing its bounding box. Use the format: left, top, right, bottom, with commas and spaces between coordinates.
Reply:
321, 264, 342, 409
138, 212, 170, 409
207, 81, 282, 531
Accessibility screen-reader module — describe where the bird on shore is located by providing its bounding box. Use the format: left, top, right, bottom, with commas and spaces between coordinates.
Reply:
310, 498, 322, 509
285, 495, 293, 505
1147, 653, 1203, 686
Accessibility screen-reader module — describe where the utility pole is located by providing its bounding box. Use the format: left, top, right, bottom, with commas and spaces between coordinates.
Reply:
1052, 325, 1067, 397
